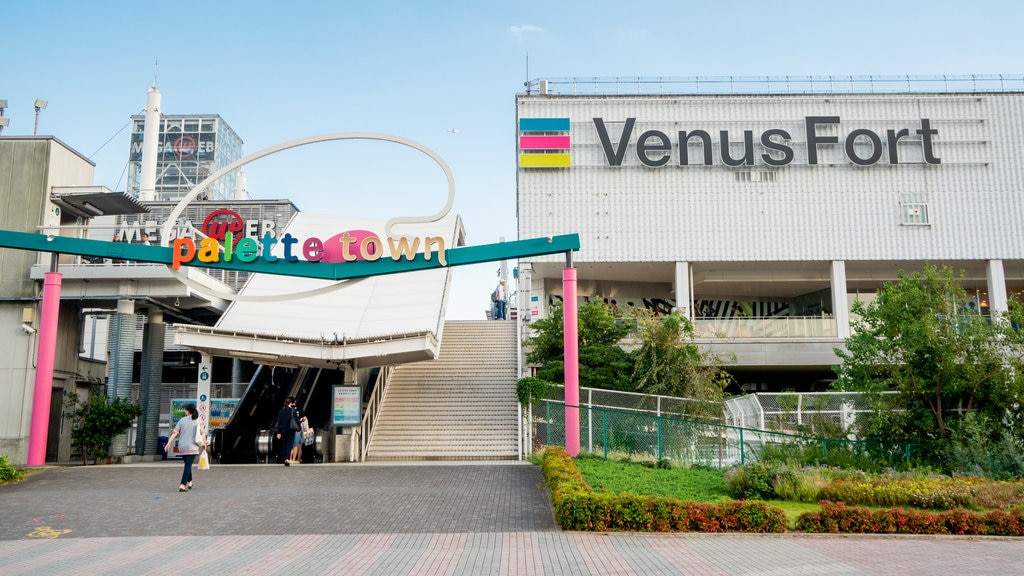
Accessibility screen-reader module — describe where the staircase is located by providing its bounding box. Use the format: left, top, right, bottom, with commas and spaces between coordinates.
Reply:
364, 320, 520, 461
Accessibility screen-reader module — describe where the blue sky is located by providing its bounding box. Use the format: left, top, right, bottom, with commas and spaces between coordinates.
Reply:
3, 0, 1023, 319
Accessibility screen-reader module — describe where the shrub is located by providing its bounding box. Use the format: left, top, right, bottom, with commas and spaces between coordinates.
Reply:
541, 446, 591, 499
726, 462, 779, 500
817, 473, 978, 510
64, 388, 144, 465
757, 439, 911, 472
542, 447, 786, 533
795, 501, 1024, 536
938, 508, 984, 535
773, 465, 837, 503
0, 455, 24, 483
982, 510, 1023, 536
719, 500, 788, 533
516, 377, 552, 414
971, 481, 1024, 510
941, 412, 1024, 479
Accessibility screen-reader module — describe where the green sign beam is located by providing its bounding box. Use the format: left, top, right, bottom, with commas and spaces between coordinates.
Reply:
0, 230, 580, 281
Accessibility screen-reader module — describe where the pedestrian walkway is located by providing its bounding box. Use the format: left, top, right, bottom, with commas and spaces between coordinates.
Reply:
0, 460, 1021, 575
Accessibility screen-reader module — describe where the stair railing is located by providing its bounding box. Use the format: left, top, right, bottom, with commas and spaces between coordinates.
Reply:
359, 365, 392, 461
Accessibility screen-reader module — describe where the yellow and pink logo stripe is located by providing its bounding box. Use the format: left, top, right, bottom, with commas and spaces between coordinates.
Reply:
519, 118, 570, 168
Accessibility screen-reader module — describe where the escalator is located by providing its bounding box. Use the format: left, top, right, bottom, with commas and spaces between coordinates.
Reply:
212, 364, 346, 463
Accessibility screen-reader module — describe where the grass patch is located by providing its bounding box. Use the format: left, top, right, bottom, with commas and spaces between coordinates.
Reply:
767, 500, 821, 529
575, 454, 731, 502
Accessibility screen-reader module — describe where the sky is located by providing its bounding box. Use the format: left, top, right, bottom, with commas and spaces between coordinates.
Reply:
3, 0, 1024, 320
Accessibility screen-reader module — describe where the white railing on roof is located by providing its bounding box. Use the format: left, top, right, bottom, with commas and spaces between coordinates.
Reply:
524, 74, 1024, 96
725, 391, 889, 433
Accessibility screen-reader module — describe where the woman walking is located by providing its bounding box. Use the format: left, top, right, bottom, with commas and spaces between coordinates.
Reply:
164, 403, 205, 492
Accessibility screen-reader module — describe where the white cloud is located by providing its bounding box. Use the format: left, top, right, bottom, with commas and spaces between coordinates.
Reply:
508, 24, 545, 41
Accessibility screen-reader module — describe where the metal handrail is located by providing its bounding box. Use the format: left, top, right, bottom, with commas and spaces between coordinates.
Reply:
523, 74, 1024, 96
359, 366, 391, 461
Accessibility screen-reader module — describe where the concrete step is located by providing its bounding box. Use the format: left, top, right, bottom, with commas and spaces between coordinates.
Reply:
364, 320, 520, 461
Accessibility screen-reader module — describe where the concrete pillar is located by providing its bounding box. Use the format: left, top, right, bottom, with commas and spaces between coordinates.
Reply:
107, 299, 136, 457
831, 261, 850, 338
137, 307, 164, 456
107, 300, 136, 399
231, 357, 245, 398
674, 261, 692, 319
987, 260, 1008, 315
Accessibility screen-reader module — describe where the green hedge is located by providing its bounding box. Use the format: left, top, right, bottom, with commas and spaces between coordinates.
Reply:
541, 446, 786, 533
796, 501, 1024, 536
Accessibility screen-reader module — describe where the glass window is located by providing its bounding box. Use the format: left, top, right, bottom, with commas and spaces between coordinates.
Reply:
899, 201, 929, 226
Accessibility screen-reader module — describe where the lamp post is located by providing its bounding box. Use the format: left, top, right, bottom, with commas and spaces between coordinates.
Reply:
33, 99, 47, 135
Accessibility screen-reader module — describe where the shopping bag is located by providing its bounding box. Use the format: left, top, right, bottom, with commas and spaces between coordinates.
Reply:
198, 449, 210, 470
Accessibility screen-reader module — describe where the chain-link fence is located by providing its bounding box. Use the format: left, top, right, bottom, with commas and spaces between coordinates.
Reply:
532, 400, 921, 469
545, 385, 723, 423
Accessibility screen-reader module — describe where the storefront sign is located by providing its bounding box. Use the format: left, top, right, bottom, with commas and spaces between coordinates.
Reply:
592, 116, 940, 168
170, 222, 447, 269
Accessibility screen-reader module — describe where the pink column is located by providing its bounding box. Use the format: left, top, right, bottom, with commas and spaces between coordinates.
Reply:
562, 267, 580, 456
27, 271, 62, 466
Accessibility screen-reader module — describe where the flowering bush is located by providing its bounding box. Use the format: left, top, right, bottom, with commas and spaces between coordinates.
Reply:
816, 473, 1018, 510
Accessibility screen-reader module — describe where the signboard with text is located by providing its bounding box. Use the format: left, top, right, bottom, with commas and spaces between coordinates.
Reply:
332, 385, 361, 426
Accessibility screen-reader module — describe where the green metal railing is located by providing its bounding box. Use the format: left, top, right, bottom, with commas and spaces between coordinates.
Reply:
536, 400, 921, 468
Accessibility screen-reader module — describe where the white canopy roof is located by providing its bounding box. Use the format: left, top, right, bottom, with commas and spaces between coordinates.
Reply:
174, 212, 464, 368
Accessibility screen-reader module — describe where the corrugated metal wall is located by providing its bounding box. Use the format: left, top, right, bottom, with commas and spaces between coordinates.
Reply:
517, 93, 1024, 264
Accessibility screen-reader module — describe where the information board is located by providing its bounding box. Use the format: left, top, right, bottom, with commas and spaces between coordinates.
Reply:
332, 386, 361, 426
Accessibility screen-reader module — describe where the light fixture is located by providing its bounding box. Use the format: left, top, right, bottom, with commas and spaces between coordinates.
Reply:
33, 98, 47, 136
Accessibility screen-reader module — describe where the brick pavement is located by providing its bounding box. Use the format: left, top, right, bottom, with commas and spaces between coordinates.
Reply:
1, 461, 1021, 575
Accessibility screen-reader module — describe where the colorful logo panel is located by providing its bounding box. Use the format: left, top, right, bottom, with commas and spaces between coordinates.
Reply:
519, 118, 570, 168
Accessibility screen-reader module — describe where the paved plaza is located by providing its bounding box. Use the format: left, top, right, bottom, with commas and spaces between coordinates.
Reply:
0, 460, 1021, 575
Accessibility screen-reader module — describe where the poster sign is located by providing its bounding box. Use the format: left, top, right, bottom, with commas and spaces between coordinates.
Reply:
210, 398, 241, 429
332, 385, 361, 426
168, 396, 238, 457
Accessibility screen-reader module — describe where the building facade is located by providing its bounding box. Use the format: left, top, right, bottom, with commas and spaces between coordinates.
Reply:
127, 114, 243, 202
515, 75, 1024, 391
0, 137, 109, 462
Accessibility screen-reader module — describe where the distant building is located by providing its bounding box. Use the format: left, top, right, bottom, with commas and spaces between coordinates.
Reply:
127, 114, 243, 202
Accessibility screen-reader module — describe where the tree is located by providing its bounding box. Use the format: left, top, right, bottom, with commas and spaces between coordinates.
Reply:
630, 310, 732, 420
63, 387, 143, 465
525, 301, 634, 391
833, 264, 1024, 469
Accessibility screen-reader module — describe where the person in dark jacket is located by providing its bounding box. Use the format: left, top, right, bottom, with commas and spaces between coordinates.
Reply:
276, 397, 297, 466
